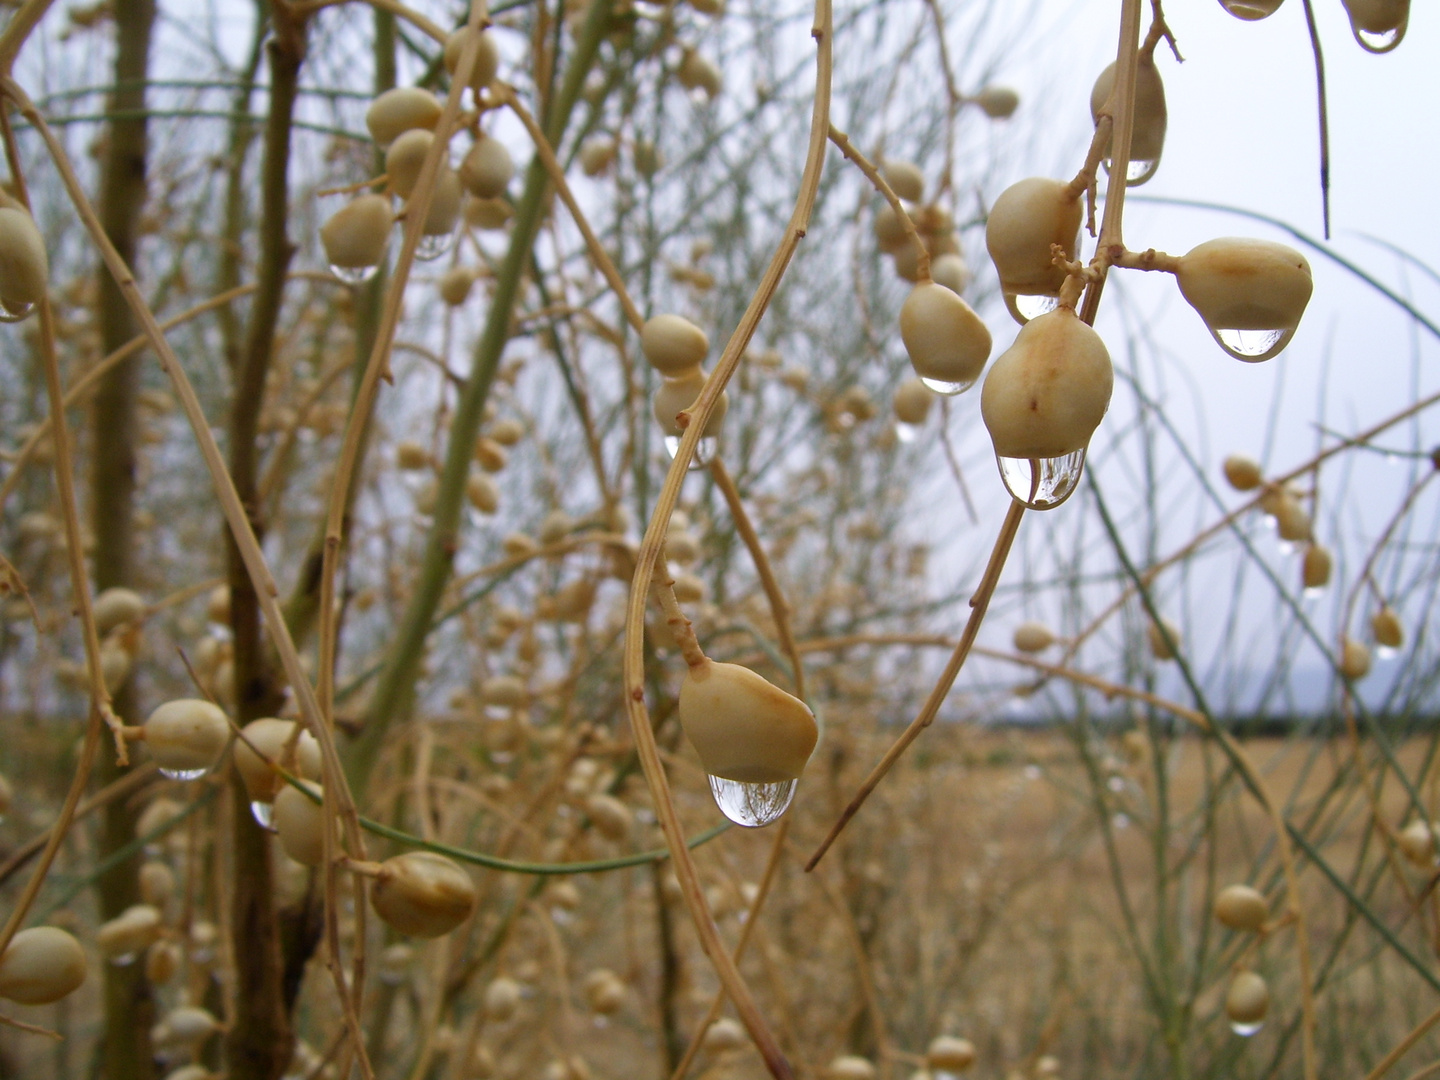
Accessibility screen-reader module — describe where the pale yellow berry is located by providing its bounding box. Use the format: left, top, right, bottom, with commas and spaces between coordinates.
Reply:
1013, 621, 1055, 653
274, 781, 325, 866
1339, 637, 1371, 680
653, 370, 728, 438
0, 927, 86, 1004
1223, 454, 1263, 491
585, 793, 632, 841
1213, 884, 1268, 932
371, 852, 477, 938
1175, 239, 1312, 362
1302, 544, 1332, 590
439, 266, 476, 306
384, 129, 434, 199
679, 659, 817, 783
460, 135, 514, 198
926, 1036, 975, 1072
1225, 971, 1269, 1027
882, 158, 925, 202
365, 87, 442, 147
579, 136, 617, 178
973, 85, 1019, 118
1090, 54, 1167, 183
642, 314, 709, 377
899, 282, 992, 392
234, 718, 322, 803
1148, 617, 1181, 661
892, 378, 934, 426
143, 699, 230, 777
93, 587, 145, 634
97, 904, 163, 960
467, 474, 500, 514
320, 194, 393, 272
984, 178, 1082, 317
1397, 819, 1436, 865
677, 49, 722, 99
582, 969, 626, 1014
484, 976, 521, 1020
0, 206, 48, 311
444, 28, 501, 93
464, 195, 513, 230
1372, 607, 1404, 650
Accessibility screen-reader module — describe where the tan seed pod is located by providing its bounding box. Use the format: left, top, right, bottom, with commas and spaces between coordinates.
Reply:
899, 282, 992, 393
503, 531, 539, 557
826, 1057, 877, 1080
980, 306, 1112, 459
1175, 238, 1312, 362
396, 440, 430, 470
475, 437, 508, 472
583, 969, 626, 1014
873, 203, 909, 253
460, 135, 515, 199
234, 718, 322, 803
585, 793, 632, 840
641, 314, 709, 377
926, 1036, 976, 1072
892, 378, 934, 426
444, 27, 501, 92
464, 195, 513, 230
143, 699, 230, 776
321, 194, 393, 272
579, 136, 617, 178
973, 85, 1020, 118
1223, 454, 1263, 491
138, 861, 175, 909
163, 1005, 220, 1044
467, 474, 500, 514
931, 251, 971, 294
666, 529, 700, 565
93, 587, 145, 634
1397, 819, 1436, 865
1339, 636, 1371, 680
634, 138, 664, 177
100, 639, 133, 693
702, 1017, 746, 1052
1302, 544, 1332, 590
677, 49, 723, 100
1013, 621, 1055, 654
1220, 0, 1284, 19
0, 206, 48, 310
371, 851, 477, 938
365, 87, 442, 147
679, 659, 817, 783
1213, 884, 1268, 932
0, 927, 86, 1004
882, 158, 925, 203
97, 904, 163, 960
1225, 971, 1270, 1027
1273, 494, 1311, 542
488, 417, 524, 446
1089, 53, 1167, 184
1148, 617, 1181, 661
653, 370, 728, 438
145, 939, 181, 985
274, 781, 325, 866
984, 178, 1082, 322
672, 572, 707, 604
482, 675, 526, 708
424, 168, 463, 237
136, 796, 184, 840
484, 976, 521, 1020
439, 266, 476, 306
385, 129, 434, 200
1372, 606, 1404, 650
554, 579, 595, 622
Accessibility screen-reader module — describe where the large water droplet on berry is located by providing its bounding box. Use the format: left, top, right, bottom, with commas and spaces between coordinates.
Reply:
997, 449, 1086, 510
707, 776, 797, 828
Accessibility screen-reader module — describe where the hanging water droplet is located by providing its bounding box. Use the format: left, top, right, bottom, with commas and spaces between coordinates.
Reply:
663, 435, 717, 471
592, 1015, 608, 1029
1126, 158, 1158, 184
415, 232, 454, 262
550, 907, 573, 926
895, 421, 919, 443
997, 449, 1086, 510
1023, 764, 1042, 781
1112, 812, 1130, 830
0, 299, 34, 323
1107, 775, 1125, 793
1377, 645, 1399, 661
1355, 25, 1402, 52
1303, 586, 1325, 601
1230, 1020, 1264, 1037
110, 952, 137, 967
250, 800, 275, 830
1277, 540, 1295, 558
159, 766, 208, 781
1006, 292, 1059, 324
920, 376, 971, 396
1213, 327, 1289, 363
1384, 451, 1402, 468
707, 775, 797, 828
330, 263, 379, 286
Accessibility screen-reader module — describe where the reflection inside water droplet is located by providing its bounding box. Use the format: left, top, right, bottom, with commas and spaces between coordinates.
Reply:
1231, 1020, 1264, 1037
330, 263, 379, 286
1355, 25, 1403, 52
707, 776, 797, 828
895, 421, 919, 443
250, 801, 275, 830
1213, 327, 1288, 362
0, 299, 34, 323
415, 232, 454, 261
1377, 645, 1399, 661
664, 435, 717, 470
920, 376, 971, 396
1303, 586, 1325, 601
997, 449, 1086, 510
110, 952, 137, 967
1277, 540, 1295, 558
160, 767, 208, 781
1222, 0, 1279, 19
1005, 292, 1058, 324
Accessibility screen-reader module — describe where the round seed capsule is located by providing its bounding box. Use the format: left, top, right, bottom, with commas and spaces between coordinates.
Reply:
579, 136, 617, 178
1339, 637, 1371, 680
1372, 607, 1404, 650
0, 206, 48, 311
980, 306, 1112, 459
234, 718, 322, 803
677, 49, 723, 100
274, 781, 325, 866
1213, 884, 1268, 932
464, 195, 513, 229
423, 168, 463, 238
97, 904, 163, 960
873, 203, 909, 253
439, 266, 476, 306
444, 27, 501, 93
1225, 971, 1270, 1027
642, 314, 709, 377
1270, 491, 1311, 542
143, 699, 230, 777
484, 976, 521, 1020
1223, 455, 1263, 491
653, 370, 728, 438
931, 252, 971, 295
321, 194, 393, 272
1013, 621, 1055, 654
384, 129, 434, 200
1175, 238, 1312, 362
882, 159, 925, 203
585, 793, 633, 841
460, 135, 515, 199
1398, 819, 1436, 865
826, 1057, 876, 1080
973, 85, 1020, 118
139, 861, 175, 909
145, 939, 181, 985
1089, 53, 1167, 184
1301, 544, 1332, 590
1148, 617, 1181, 661
371, 852, 477, 938
899, 283, 992, 394
467, 474, 500, 514
93, 587, 145, 635
583, 969, 626, 1014
365, 87, 442, 148
702, 1017, 747, 1052
984, 178, 1082, 323
893, 378, 935, 426
679, 659, 817, 783
0, 927, 86, 1004
926, 1035, 975, 1071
